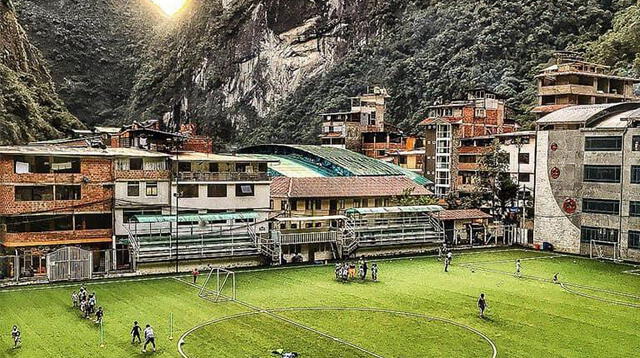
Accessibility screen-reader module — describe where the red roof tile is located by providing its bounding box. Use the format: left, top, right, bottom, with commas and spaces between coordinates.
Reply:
271, 176, 432, 198
432, 209, 492, 221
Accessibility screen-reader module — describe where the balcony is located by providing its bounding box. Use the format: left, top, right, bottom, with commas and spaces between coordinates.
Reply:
176, 171, 269, 182
538, 84, 623, 97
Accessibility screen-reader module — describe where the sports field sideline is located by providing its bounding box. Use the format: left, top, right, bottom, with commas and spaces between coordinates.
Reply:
0, 248, 639, 357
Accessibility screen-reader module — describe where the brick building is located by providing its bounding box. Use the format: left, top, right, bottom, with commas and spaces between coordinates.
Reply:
419, 88, 519, 196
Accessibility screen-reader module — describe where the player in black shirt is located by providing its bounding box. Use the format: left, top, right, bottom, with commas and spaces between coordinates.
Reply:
477, 293, 487, 318
131, 321, 142, 344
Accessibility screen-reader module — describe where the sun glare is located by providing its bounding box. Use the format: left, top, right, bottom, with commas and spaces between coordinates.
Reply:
151, 0, 187, 16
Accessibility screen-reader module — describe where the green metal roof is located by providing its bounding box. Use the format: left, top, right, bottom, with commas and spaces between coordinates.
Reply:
238, 144, 433, 186
345, 205, 444, 215
132, 212, 259, 223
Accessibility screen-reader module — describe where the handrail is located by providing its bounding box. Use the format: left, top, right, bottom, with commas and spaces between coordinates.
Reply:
176, 171, 269, 182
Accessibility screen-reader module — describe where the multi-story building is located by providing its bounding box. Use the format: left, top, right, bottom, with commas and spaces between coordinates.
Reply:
0, 146, 116, 277
534, 102, 640, 262
319, 87, 404, 159
533, 51, 640, 115
419, 88, 518, 196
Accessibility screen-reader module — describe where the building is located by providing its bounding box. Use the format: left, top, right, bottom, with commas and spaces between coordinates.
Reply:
319, 87, 405, 159
534, 102, 640, 262
533, 51, 640, 115
419, 88, 519, 196
0, 146, 117, 278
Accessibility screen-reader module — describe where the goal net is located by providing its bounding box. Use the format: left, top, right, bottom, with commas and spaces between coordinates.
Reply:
589, 240, 620, 262
198, 267, 236, 303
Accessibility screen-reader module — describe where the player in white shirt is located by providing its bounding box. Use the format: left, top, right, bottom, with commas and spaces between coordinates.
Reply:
143, 324, 156, 353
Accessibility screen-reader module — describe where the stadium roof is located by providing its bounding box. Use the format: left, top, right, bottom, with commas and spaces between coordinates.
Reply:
345, 205, 444, 215
536, 102, 640, 127
131, 212, 259, 223
271, 176, 432, 198
239, 144, 432, 185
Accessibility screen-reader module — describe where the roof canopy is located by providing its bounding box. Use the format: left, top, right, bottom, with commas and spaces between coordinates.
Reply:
345, 205, 444, 215
131, 212, 259, 223
275, 215, 348, 222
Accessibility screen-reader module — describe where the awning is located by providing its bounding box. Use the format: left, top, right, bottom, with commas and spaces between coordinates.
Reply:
131, 212, 260, 223
345, 205, 444, 215
275, 215, 348, 222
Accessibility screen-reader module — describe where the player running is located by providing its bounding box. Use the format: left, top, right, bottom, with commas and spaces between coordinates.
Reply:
477, 293, 487, 318
131, 321, 142, 344
95, 307, 104, 324
515, 259, 521, 277
142, 324, 156, 353
11, 325, 21, 349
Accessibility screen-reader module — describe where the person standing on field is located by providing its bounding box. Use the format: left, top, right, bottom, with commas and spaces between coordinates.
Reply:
131, 321, 142, 344
142, 324, 156, 353
192, 268, 200, 284
515, 259, 521, 277
477, 293, 487, 318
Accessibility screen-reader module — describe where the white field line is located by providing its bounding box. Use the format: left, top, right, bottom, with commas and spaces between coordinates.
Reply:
0, 274, 190, 293
559, 283, 640, 308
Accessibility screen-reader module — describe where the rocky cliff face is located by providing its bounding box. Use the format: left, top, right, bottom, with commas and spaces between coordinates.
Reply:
0, 1, 82, 144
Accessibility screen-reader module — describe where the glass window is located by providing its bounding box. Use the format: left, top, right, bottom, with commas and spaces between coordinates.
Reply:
235, 184, 254, 197
584, 136, 622, 151
178, 184, 199, 198
6, 215, 73, 233
207, 184, 227, 198
209, 162, 219, 173
129, 158, 143, 170
178, 162, 192, 172
580, 226, 618, 243
258, 163, 268, 172
582, 198, 620, 215
629, 231, 640, 249
235, 163, 249, 172
15, 186, 54, 201
518, 153, 530, 164
314, 199, 322, 210
631, 136, 640, 152
145, 181, 158, 197
518, 173, 531, 183
127, 182, 139, 197
55, 185, 81, 200
583, 165, 621, 183
630, 201, 640, 217
290, 200, 298, 211
632, 166, 640, 184
75, 214, 111, 230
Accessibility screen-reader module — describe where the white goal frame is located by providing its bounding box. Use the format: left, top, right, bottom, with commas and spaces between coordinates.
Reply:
198, 267, 236, 303
589, 240, 620, 262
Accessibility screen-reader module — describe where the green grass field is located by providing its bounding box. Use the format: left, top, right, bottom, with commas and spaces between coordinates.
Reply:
1, 249, 639, 357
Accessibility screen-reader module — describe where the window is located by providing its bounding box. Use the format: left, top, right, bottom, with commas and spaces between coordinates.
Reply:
399, 156, 407, 165
353, 199, 361, 208
630, 201, 640, 217
179, 184, 199, 198
178, 162, 192, 172
632, 136, 640, 152
122, 209, 162, 223
629, 231, 640, 249
518, 173, 531, 183
280, 200, 288, 210
75, 214, 111, 230
15, 186, 54, 201
209, 162, 219, 173
290, 200, 298, 211
6, 214, 73, 233
127, 182, 140, 197
583, 165, 621, 183
314, 200, 322, 210
518, 153, 530, 164
632, 166, 640, 184
474, 108, 486, 118
582, 198, 620, 215
361, 199, 369, 208
207, 184, 227, 198
305, 200, 312, 210
52, 157, 80, 173
235, 163, 249, 172
581, 226, 618, 243
258, 163, 268, 172
375, 198, 385, 207
145, 181, 158, 196
129, 158, 143, 170
55, 185, 81, 200
585, 136, 622, 151
14, 156, 51, 174
235, 184, 254, 197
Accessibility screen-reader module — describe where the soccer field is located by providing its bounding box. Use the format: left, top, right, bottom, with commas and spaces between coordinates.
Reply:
1, 249, 639, 357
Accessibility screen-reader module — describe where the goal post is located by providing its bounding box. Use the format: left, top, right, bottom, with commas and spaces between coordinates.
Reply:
589, 240, 620, 262
198, 267, 236, 303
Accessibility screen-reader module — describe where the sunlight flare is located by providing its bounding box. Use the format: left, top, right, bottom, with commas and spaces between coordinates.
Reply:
151, 0, 187, 16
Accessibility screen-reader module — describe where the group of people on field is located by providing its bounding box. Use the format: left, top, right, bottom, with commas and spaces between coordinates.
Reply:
71, 285, 103, 324
335, 257, 378, 282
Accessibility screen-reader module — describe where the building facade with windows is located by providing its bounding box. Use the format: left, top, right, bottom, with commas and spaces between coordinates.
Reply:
419, 89, 519, 196
534, 103, 640, 262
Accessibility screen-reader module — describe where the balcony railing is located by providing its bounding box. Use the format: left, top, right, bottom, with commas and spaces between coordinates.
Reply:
177, 172, 269, 182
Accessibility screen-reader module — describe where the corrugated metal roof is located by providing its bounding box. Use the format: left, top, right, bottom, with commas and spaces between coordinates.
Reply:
247, 154, 330, 177
536, 103, 640, 126
132, 212, 259, 223
345, 205, 444, 215
172, 152, 277, 163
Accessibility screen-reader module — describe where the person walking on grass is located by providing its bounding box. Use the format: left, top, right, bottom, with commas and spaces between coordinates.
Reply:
11, 325, 21, 349
515, 259, 521, 278
142, 324, 156, 353
371, 262, 378, 281
553, 272, 559, 284
131, 321, 142, 344
95, 307, 104, 324
444, 254, 450, 272
477, 293, 487, 318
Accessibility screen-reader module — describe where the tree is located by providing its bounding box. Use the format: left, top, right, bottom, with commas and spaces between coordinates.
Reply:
496, 174, 519, 217
477, 139, 512, 217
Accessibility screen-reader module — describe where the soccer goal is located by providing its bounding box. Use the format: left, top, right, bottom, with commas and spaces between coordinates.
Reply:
198, 267, 237, 303
589, 240, 620, 262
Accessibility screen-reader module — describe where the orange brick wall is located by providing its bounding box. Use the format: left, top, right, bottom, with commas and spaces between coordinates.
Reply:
1, 229, 112, 247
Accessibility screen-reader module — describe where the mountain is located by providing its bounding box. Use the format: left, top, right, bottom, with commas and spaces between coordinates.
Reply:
8, 0, 640, 147
0, 0, 82, 145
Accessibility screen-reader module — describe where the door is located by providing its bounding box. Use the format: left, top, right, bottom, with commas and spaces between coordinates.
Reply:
329, 200, 338, 215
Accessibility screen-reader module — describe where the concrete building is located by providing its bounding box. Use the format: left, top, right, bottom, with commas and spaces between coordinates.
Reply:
419, 88, 519, 196
533, 51, 640, 115
534, 102, 640, 262
319, 87, 405, 159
